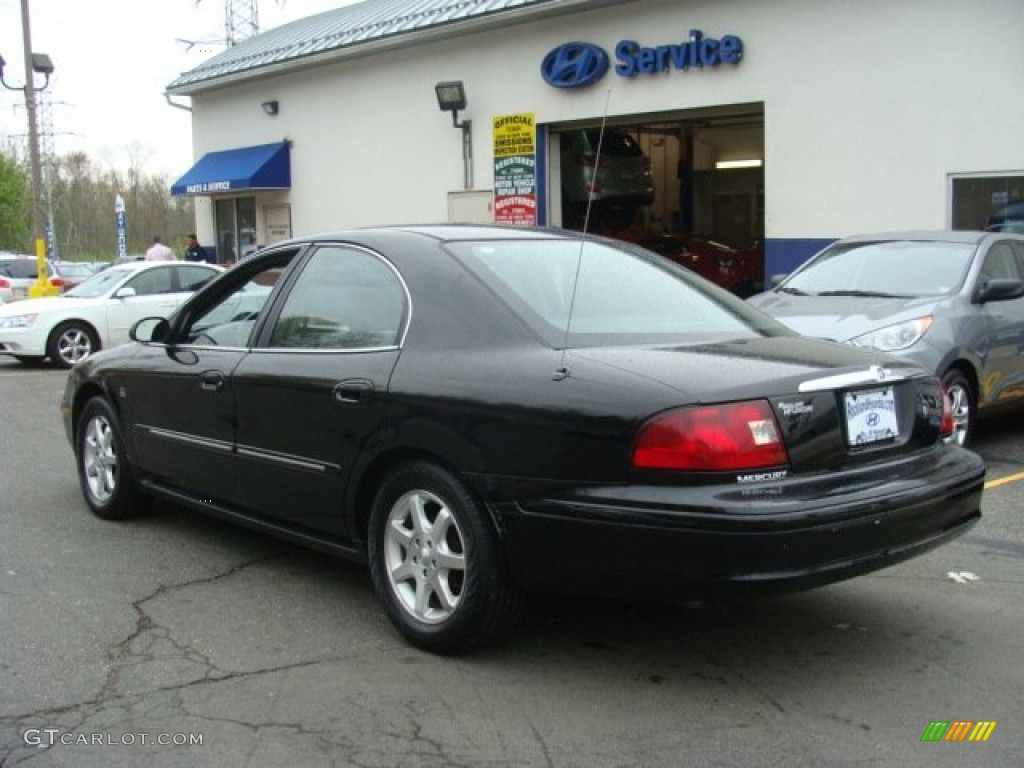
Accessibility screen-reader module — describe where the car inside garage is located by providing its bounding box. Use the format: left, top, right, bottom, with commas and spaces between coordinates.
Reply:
550, 105, 765, 295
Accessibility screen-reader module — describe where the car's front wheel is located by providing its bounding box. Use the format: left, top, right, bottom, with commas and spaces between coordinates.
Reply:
942, 369, 975, 446
368, 461, 523, 654
75, 397, 149, 520
48, 321, 99, 368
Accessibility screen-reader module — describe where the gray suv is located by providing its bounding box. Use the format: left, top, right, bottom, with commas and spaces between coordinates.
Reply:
748, 231, 1024, 445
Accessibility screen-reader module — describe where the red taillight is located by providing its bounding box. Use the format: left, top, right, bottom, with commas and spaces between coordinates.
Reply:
633, 400, 789, 471
49, 277, 66, 288
0, 277, 9, 288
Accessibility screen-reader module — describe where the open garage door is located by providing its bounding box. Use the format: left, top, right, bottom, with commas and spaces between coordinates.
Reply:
550, 105, 765, 296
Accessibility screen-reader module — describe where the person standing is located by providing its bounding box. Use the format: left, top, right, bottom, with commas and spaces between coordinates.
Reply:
145, 236, 175, 261
184, 234, 206, 262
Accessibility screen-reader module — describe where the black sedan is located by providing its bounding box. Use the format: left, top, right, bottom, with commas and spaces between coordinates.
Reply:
61, 225, 985, 654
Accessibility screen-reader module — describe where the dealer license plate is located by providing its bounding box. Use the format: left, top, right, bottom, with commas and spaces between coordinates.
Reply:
844, 386, 899, 446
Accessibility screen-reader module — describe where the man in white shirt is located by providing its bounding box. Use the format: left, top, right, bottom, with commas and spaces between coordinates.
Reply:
145, 236, 175, 261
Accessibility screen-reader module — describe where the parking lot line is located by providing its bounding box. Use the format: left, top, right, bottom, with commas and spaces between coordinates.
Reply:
985, 470, 1024, 490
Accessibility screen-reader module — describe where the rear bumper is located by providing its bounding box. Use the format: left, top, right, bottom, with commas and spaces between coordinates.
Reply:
487, 446, 985, 599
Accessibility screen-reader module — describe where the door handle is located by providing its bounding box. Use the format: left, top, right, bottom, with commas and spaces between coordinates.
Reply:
199, 371, 225, 392
333, 379, 374, 403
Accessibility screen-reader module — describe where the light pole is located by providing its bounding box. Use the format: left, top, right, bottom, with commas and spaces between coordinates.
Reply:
0, 0, 55, 296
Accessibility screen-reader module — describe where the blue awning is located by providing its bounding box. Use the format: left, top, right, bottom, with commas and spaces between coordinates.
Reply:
171, 141, 290, 196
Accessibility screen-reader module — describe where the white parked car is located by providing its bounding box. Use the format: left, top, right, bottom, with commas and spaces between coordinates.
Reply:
0, 261, 222, 368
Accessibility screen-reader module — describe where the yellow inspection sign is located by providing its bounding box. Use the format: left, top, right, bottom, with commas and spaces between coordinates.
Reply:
27, 238, 58, 298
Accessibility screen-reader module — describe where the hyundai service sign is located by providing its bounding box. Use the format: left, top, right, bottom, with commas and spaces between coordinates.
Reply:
541, 30, 743, 89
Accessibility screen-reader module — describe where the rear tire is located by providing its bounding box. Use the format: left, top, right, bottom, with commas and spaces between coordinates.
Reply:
368, 461, 523, 654
48, 321, 98, 368
941, 369, 974, 447
75, 397, 149, 520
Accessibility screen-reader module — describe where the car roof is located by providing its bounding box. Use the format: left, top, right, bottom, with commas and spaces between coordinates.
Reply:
271, 223, 584, 249
836, 230, 1024, 246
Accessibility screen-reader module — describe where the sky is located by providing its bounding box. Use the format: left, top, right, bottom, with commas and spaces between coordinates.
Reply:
0, 0, 356, 178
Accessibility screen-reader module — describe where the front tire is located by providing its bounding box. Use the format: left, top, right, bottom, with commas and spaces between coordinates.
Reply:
75, 397, 149, 520
368, 462, 523, 654
48, 321, 99, 368
942, 369, 975, 447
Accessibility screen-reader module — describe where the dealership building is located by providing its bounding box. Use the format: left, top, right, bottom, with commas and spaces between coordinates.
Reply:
168, 0, 1024, 278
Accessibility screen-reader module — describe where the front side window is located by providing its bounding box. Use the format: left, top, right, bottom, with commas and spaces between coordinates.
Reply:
125, 267, 173, 296
268, 246, 406, 350
181, 252, 294, 348
979, 243, 1022, 284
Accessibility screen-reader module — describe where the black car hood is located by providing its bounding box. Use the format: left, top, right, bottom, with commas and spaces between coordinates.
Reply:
568, 335, 922, 404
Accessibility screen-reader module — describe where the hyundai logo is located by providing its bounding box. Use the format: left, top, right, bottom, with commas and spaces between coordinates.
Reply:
541, 42, 609, 89
867, 413, 880, 427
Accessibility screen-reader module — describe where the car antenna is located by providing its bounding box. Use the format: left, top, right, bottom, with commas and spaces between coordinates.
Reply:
554, 89, 612, 382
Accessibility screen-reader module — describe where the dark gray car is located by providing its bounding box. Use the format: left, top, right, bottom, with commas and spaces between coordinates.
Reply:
748, 231, 1024, 445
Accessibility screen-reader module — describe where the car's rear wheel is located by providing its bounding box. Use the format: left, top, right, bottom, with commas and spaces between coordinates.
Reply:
75, 397, 149, 520
942, 369, 974, 446
368, 461, 523, 654
48, 321, 99, 368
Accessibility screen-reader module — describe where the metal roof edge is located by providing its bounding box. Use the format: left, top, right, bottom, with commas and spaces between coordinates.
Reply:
166, 0, 634, 96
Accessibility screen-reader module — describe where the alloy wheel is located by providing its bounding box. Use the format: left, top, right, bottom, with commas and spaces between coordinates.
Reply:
383, 489, 467, 624
57, 326, 93, 366
82, 413, 118, 504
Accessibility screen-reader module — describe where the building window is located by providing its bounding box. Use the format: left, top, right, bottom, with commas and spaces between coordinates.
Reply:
951, 175, 1024, 233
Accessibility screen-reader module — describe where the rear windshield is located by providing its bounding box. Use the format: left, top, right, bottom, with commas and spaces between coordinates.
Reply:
0, 260, 40, 279
448, 237, 790, 348
585, 130, 643, 157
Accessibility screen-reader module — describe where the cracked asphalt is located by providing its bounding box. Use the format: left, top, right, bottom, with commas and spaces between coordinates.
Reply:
1, 360, 1022, 767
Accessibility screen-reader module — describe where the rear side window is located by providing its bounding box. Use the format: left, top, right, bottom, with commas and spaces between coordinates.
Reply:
177, 265, 218, 292
268, 246, 406, 350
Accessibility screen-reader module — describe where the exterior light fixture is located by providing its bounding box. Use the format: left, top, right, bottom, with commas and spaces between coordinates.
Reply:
261, 100, 279, 116
435, 81, 472, 190
435, 81, 467, 116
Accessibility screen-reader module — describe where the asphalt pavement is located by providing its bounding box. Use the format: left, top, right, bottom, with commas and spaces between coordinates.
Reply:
0, 358, 1021, 767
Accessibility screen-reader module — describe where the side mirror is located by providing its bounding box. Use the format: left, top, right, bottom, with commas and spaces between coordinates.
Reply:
130, 317, 170, 343
769, 273, 788, 288
976, 278, 1024, 304
114, 286, 137, 299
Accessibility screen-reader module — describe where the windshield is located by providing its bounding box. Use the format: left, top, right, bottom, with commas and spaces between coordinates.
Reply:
449, 238, 790, 348
65, 267, 135, 298
781, 240, 975, 297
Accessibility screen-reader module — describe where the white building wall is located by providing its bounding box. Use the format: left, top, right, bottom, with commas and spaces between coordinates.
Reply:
185, 0, 1024, 245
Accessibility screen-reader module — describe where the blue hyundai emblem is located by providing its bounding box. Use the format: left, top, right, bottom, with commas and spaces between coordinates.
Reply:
541, 42, 609, 89
867, 413, 880, 427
